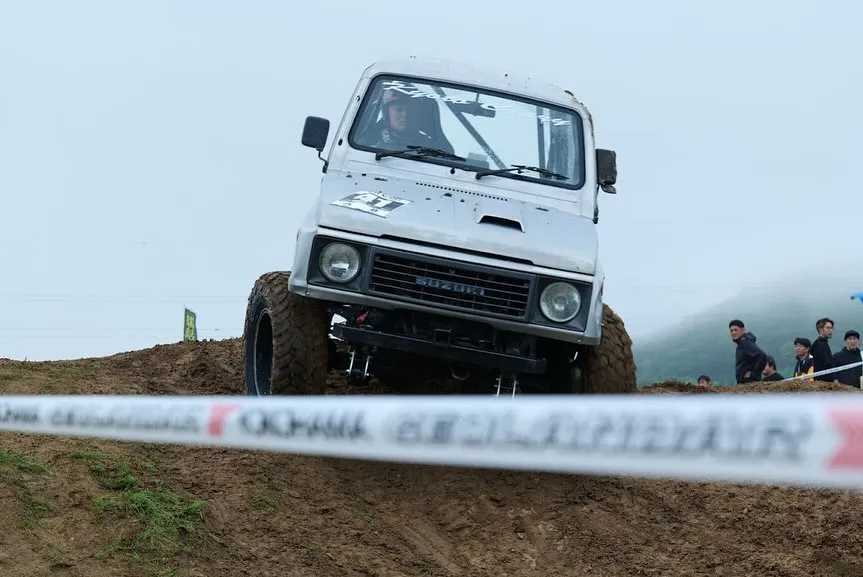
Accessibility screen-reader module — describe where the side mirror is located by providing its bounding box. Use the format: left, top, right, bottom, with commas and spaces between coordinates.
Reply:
596, 148, 617, 194
301, 116, 330, 152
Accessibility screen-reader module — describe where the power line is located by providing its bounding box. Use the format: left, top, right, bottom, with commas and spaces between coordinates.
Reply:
0, 236, 291, 246
0, 294, 245, 303
0, 334, 240, 340
0, 327, 239, 332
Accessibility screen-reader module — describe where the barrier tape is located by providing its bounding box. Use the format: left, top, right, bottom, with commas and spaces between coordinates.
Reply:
779, 360, 863, 383
3, 393, 863, 491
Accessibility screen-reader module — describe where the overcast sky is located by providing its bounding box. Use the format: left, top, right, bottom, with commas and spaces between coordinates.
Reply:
1, 0, 860, 361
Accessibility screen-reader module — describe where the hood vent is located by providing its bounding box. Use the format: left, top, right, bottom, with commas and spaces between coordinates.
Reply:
479, 215, 524, 232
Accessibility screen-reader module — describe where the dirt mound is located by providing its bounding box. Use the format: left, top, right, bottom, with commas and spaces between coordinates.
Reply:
2, 339, 863, 577
641, 378, 855, 395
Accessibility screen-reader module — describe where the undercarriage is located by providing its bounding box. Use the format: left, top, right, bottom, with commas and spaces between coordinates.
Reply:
327, 304, 578, 396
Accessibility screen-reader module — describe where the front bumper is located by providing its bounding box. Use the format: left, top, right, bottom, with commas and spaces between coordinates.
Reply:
332, 324, 548, 374
289, 230, 603, 346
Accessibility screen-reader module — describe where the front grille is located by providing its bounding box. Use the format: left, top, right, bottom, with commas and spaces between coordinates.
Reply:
368, 251, 532, 318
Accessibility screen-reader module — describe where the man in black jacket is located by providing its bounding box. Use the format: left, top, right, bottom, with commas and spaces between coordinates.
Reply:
811, 317, 835, 378
729, 319, 768, 384
832, 330, 862, 388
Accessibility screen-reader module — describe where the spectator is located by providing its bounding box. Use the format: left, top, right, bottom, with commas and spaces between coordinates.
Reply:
811, 317, 835, 377
831, 330, 862, 388
793, 337, 815, 380
696, 375, 711, 388
761, 355, 785, 381
728, 319, 767, 384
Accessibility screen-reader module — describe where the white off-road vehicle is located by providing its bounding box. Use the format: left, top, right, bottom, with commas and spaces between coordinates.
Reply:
243, 56, 637, 397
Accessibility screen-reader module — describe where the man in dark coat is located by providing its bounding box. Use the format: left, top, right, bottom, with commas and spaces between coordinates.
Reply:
811, 317, 835, 378
729, 319, 768, 384
832, 330, 862, 388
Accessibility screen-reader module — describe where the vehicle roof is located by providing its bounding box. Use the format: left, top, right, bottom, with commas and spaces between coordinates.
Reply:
361, 55, 591, 114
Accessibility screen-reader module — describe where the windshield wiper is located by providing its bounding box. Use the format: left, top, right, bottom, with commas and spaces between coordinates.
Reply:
475, 164, 569, 180
375, 144, 466, 162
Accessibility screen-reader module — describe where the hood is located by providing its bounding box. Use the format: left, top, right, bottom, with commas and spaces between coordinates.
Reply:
738, 331, 757, 343
316, 173, 598, 275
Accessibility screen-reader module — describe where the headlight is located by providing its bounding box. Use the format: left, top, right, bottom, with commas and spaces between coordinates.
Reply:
319, 242, 361, 283
539, 281, 581, 323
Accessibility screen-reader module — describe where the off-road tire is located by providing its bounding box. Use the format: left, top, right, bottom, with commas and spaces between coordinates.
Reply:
243, 271, 331, 396
582, 303, 638, 394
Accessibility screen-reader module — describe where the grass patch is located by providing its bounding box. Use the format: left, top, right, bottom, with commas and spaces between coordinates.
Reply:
0, 449, 53, 530
0, 449, 49, 473
353, 506, 379, 526
95, 489, 204, 555
75, 448, 206, 575
249, 493, 277, 515
41, 361, 99, 376
72, 449, 135, 490
0, 360, 101, 392
18, 490, 54, 529
42, 364, 100, 390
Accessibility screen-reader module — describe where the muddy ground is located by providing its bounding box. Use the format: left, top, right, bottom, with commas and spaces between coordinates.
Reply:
1, 338, 862, 577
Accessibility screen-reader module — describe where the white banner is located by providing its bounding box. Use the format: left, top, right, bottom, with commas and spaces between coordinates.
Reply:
2, 393, 863, 490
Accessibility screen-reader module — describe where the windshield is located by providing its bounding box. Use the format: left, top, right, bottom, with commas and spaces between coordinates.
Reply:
348, 74, 586, 190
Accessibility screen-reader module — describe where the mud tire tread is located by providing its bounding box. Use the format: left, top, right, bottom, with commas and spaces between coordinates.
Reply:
582, 304, 638, 394
243, 271, 330, 395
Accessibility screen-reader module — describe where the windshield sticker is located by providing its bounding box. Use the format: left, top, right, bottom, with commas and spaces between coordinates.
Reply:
331, 191, 412, 218
381, 81, 572, 126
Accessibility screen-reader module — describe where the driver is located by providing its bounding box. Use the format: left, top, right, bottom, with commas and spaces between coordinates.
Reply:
375, 87, 437, 150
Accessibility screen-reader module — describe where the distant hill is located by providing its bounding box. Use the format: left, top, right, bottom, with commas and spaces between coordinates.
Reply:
632, 273, 863, 386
